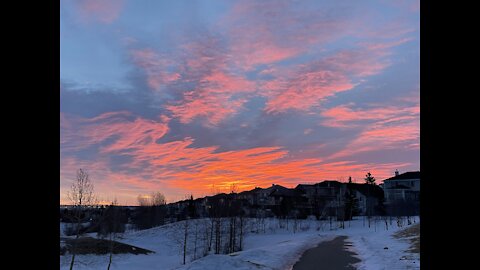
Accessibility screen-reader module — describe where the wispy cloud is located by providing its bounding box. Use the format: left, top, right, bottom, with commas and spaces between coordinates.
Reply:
322, 102, 419, 159
61, 111, 170, 153
74, 0, 124, 24
62, 110, 413, 202
130, 49, 180, 91
321, 103, 419, 129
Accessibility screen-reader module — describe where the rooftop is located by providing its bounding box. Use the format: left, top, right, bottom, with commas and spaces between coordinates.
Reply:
383, 171, 420, 181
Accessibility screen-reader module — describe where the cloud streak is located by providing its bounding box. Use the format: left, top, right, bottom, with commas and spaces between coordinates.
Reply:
322, 102, 419, 159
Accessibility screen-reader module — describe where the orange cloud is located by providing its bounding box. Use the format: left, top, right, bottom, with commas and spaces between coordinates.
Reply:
62, 111, 413, 205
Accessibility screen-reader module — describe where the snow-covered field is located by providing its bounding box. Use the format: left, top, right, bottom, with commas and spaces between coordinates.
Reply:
60, 216, 419, 270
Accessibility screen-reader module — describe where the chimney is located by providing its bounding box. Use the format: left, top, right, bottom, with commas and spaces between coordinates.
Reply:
395, 170, 399, 177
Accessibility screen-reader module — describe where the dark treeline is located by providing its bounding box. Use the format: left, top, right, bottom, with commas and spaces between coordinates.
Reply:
60, 178, 418, 237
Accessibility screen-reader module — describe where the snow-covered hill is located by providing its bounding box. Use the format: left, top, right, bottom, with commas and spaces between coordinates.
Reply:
60, 216, 419, 270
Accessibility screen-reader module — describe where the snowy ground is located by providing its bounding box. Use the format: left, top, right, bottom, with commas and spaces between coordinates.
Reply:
60, 216, 419, 270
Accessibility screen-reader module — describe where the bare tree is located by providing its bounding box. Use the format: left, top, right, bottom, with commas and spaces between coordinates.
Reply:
137, 195, 150, 207
134, 191, 167, 229
67, 169, 96, 270
137, 192, 166, 206
104, 199, 123, 270
152, 192, 167, 206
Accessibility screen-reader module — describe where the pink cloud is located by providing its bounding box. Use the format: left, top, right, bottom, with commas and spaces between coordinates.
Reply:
264, 69, 354, 114
130, 33, 257, 125
61, 111, 170, 153
163, 39, 256, 124
323, 103, 419, 159
130, 49, 180, 91
321, 104, 419, 128
262, 34, 414, 114
332, 122, 419, 159
164, 68, 257, 125
362, 37, 413, 51
166, 92, 247, 126
261, 51, 380, 114
62, 113, 413, 204
75, 0, 124, 24
127, 1, 415, 123
222, 0, 354, 70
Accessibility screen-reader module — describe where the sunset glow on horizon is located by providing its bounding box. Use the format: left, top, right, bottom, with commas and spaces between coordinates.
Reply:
60, 0, 419, 206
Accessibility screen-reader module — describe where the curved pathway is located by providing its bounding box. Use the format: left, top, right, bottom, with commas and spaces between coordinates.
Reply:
292, 236, 360, 270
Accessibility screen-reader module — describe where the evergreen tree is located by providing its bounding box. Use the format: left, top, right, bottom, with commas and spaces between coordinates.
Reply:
187, 194, 196, 218
364, 172, 376, 185
344, 177, 360, 220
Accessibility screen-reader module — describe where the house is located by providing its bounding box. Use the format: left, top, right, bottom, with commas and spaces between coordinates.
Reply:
382, 170, 420, 215
295, 180, 385, 217
346, 183, 385, 216
295, 182, 339, 216
382, 171, 420, 202
244, 184, 286, 207
269, 185, 308, 217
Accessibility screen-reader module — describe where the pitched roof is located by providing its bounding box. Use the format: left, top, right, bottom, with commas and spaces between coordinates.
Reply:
348, 183, 384, 198
315, 180, 343, 188
269, 186, 301, 197
383, 171, 420, 181
295, 180, 341, 190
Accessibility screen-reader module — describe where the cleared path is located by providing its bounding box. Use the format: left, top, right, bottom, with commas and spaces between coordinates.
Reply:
292, 236, 360, 270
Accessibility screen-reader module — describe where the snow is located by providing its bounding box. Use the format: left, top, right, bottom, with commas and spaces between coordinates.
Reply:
178, 233, 336, 270
60, 216, 419, 270
328, 217, 420, 270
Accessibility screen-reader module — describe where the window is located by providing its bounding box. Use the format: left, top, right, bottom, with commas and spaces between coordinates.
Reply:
411, 181, 414, 187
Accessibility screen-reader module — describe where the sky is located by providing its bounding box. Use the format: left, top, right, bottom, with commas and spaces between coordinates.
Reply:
60, 0, 419, 205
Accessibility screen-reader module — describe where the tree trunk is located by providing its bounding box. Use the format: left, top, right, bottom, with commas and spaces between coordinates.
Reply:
193, 222, 198, 260
69, 253, 76, 270
69, 216, 82, 270
183, 219, 188, 264
227, 217, 233, 253
208, 219, 214, 251
231, 217, 235, 252
239, 216, 244, 251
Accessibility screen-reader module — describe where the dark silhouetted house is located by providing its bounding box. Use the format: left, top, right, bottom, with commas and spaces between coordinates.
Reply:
383, 171, 420, 202
295, 180, 385, 217
382, 170, 420, 215
347, 183, 385, 216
